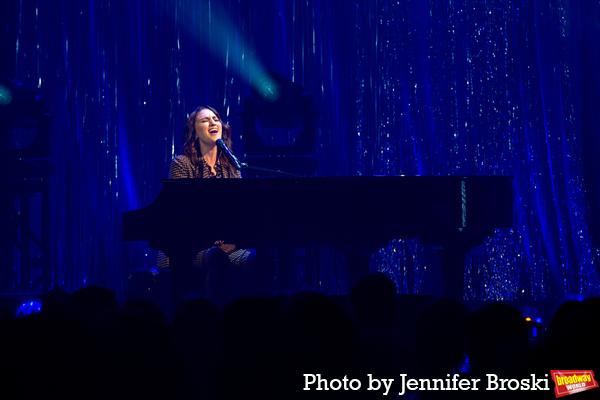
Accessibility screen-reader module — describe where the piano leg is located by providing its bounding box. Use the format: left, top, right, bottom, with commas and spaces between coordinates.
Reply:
167, 249, 199, 307
253, 248, 278, 296
343, 248, 374, 289
274, 248, 294, 292
436, 247, 468, 301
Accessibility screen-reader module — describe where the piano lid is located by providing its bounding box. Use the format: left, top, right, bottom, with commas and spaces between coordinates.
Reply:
123, 175, 513, 252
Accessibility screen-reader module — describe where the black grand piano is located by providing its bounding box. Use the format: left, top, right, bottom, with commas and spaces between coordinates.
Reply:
123, 176, 513, 301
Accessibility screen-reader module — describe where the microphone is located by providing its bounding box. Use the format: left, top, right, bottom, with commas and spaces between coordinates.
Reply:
216, 139, 246, 170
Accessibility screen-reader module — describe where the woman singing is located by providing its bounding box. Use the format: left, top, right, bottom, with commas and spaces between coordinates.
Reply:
169, 105, 240, 179
158, 105, 254, 304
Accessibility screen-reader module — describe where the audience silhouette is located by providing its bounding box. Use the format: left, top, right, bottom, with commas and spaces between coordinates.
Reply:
0, 275, 598, 399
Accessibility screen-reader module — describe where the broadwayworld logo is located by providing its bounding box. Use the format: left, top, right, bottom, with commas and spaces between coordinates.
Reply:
551, 370, 599, 398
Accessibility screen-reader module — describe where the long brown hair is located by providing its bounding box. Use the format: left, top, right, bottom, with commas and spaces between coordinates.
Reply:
182, 105, 235, 177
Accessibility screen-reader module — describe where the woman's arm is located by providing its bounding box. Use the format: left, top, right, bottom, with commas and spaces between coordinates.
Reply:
169, 155, 195, 179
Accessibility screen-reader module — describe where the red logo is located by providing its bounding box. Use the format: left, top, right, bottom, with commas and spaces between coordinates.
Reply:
550, 370, 598, 397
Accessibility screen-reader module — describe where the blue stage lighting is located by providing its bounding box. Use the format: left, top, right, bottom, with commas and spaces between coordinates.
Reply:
15, 301, 42, 319
250, 71, 284, 104
0, 77, 15, 106
0, 77, 45, 127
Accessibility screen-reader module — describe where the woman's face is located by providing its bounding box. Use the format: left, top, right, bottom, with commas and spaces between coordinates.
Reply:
194, 108, 222, 148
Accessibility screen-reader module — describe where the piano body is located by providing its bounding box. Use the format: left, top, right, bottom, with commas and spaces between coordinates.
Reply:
123, 176, 513, 301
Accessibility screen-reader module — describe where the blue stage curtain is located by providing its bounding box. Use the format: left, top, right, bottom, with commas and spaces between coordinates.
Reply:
8, 0, 599, 300
357, 0, 600, 300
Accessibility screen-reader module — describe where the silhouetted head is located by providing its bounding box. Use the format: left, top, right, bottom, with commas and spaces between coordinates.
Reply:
468, 303, 528, 376
415, 297, 469, 374
42, 286, 74, 318
350, 272, 398, 332
71, 285, 118, 326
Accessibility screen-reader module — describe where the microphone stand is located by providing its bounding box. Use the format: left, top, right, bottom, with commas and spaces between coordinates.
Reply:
215, 139, 305, 178
239, 162, 305, 178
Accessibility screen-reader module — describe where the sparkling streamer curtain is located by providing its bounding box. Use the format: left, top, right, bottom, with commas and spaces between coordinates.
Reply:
6, 0, 599, 300
357, 0, 600, 300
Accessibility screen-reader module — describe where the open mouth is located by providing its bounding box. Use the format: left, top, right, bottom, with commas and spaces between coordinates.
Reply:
209, 128, 219, 134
